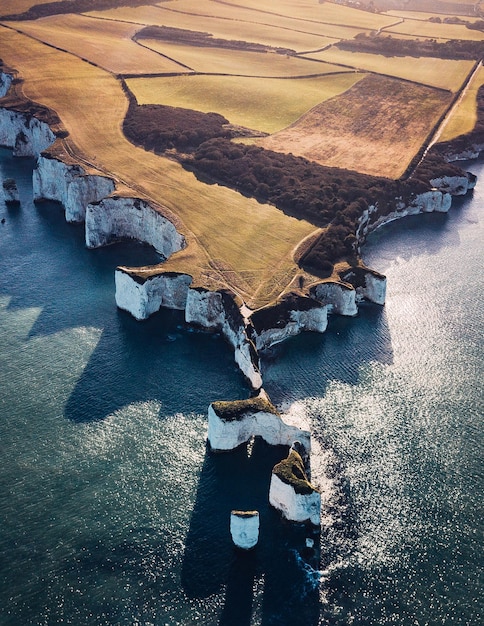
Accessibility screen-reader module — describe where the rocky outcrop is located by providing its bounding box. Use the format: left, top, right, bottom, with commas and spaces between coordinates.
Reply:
85, 196, 185, 256
2, 178, 19, 204
230, 510, 259, 550
33, 153, 115, 222
430, 173, 477, 196
340, 266, 387, 306
208, 396, 311, 453
115, 269, 192, 320
357, 189, 452, 248
249, 293, 328, 352
0, 73, 12, 98
269, 448, 321, 526
440, 142, 484, 162
0, 106, 56, 157
309, 280, 358, 316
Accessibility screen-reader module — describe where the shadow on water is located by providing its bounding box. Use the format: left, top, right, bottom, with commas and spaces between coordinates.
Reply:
64, 308, 247, 422
181, 439, 321, 625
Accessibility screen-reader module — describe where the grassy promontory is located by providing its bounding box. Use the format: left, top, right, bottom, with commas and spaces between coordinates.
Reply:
272, 450, 318, 496
211, 397, 279, 422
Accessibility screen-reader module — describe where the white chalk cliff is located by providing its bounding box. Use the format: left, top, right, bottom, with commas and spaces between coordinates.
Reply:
249, 294, 328, 352
208, 396, 311, 453
85, 196, 185, 256
310, 281, 358, 316
33, 154, 115, 222
0, 106, 55, 157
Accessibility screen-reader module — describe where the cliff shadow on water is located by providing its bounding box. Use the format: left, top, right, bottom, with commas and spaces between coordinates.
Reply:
181, 438, 321, 626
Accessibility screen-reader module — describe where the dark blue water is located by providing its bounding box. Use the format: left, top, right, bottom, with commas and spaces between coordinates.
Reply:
0, 147, 482, 625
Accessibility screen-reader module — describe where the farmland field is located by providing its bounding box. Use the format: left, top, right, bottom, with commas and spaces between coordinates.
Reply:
87, 6, 368, 50
438, 64, 484, 141
256, 74, 452, 178
9, 14, 190, 75
0, 0, 53, 16
199, 0, 397, 30
385, 18, 484, 40
126, 73, 364, 134
138, 40, 341, 76
303, 48, 474, 91
0, 0, 482, 306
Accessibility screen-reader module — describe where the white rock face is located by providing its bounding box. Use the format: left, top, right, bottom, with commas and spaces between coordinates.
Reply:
430, 174, 475, 196
207, 404, 310, 453
33, 154, 115, 222
230, 511, 259, 550
357, 190, 452, 245
0, 72, 13, 98
115, 270, 192, 320
357, 271, 387, 305
186, 288, 262, 390
85, 196, 185, 257
269, 473, 321, 526
310, 281, 358, 316
251, 301, 328, 352
0, 107, 56, 157
445, 143, 484, 162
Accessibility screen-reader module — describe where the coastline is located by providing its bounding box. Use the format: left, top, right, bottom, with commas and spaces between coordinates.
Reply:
0, 65, 480, 530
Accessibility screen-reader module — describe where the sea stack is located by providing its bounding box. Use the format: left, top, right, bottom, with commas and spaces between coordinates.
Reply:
230, 510, 260, 549
2, 178, 19, 204
269, 448, 321, 526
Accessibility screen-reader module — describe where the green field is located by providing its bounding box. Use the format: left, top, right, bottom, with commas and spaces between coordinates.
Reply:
303, 48, 474, 91
139, 39, 341, 76
127, 73, 364, 134
439, 64, 484, 141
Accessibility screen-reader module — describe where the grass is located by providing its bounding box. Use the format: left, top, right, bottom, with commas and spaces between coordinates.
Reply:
10, 14, 189, 75
272, 450, 317, 496
0, 26, 315, 309
211, 397, 279, 421
257, 74, 452, 178
138, 39, 342, 76
439, 64, 484, 141
86, 5, 364, 51
126, 73, 364, 135
303, 48, 474, 92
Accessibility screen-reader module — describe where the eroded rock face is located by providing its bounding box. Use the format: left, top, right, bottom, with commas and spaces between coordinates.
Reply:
85, 196, 185, 257
269, 450, 320, 526
0, 106, 55, 157
2, 178, 19, 204
310, 281, 358, 316
357, 190, 452, 248
115, 270, 192, 320
0, 73, 12, 98
208, 396, 311, 452
230, 510, 259, 550
33, 154, 115, 222
249, 293, 328, 352
430, 173, 476, 196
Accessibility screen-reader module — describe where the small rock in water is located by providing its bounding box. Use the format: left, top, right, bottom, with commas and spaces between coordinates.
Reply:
305, 538, 314, 549
230, 510, 259, 550
2, 178, 20, 205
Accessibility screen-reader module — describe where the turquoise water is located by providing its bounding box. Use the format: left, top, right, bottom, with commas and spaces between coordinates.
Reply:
0, 148, 482, 625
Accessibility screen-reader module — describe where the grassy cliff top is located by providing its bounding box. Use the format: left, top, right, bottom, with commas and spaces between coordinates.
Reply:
272, 450, 319, 496
211, 397, 279, 422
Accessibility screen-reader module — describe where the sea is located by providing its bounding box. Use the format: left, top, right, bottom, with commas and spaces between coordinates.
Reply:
0, 146, 482, 626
